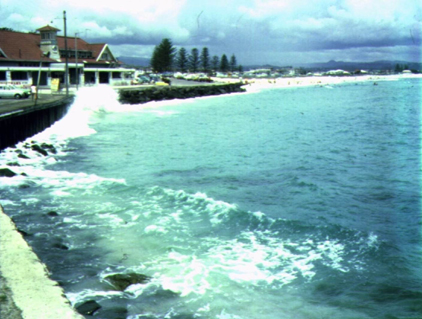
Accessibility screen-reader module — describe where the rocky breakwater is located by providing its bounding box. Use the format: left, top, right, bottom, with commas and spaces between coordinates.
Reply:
118, 82, 245, 104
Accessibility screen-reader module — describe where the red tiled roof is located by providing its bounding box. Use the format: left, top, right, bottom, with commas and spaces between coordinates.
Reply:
0, 29, 117, 64
36, 25, 61, 32
0, 30, 44, 61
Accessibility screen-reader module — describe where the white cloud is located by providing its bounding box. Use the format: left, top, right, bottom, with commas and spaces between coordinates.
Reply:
1, 0, 421, 64
7, 13, 25, 23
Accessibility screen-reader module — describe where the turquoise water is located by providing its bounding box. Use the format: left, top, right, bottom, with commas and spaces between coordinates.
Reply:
0, 78, 421, 318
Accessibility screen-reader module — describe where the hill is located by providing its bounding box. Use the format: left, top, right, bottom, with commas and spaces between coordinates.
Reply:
245, 60, 422, 72
118, 56, 150, 68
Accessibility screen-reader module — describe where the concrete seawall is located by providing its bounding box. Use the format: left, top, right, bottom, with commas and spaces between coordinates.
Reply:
0, 205, 84, 319
0, 96, 74, 150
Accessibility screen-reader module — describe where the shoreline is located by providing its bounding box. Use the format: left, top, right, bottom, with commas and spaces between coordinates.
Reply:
211, 73, 422, 91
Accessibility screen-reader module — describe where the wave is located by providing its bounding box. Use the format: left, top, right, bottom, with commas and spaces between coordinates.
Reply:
94, 186, 380, 295
54, 184, 382, 319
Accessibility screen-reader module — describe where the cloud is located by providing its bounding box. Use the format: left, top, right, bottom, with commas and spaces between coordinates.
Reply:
1, 0, 421, 64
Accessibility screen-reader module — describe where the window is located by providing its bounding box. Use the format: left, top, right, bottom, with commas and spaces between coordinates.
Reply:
112, 72, 121, 79
64, 50, 93, 59
11, 71, 28, 80
0, 71, 6, 80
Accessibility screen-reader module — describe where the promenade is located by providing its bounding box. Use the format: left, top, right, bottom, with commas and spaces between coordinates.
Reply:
0, 79, 218, 118
0, 94, 70, 117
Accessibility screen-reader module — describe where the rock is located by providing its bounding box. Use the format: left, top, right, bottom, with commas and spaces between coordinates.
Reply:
76, 300, 101, 316
118, 83, 245, 105
41, 143, 57, 154
17, 228, 31, 237
6, 162, 20, 166
0, 168, 17, 177
17, 153, 30, 159
104, 273, 151, 291
51, 237, 69, 250
31, 144, 48, 156
47, 211, 59, 217
52, 243, 69, 250
97, 307, 128, 319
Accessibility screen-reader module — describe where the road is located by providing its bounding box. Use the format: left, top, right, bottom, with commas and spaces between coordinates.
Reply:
0, 94, 69, 117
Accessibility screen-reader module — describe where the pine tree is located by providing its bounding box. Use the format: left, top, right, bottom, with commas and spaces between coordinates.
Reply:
220, 54, 229, 72
229, 54, 237, 72
200, 47, 210, 73
189, 48, 199, 72
176, 47, 188, 72
211, 55, 219, 72
150, 38, 176, 73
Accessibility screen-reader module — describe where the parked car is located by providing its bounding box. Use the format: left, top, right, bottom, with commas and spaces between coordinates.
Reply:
0, 85, 31, 99
132, 75, 151, 84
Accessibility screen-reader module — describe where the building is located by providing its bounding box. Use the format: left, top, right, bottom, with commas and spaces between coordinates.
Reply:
0, 26, 134, 88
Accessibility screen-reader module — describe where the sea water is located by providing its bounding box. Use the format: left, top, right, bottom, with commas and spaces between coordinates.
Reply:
0, 78, 421, 319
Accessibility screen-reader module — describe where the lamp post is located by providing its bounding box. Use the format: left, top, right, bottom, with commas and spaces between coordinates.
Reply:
75, 32, 79, 90
34, 51, 50, 105
63, 10, 69, 96
35, 55, 43, 105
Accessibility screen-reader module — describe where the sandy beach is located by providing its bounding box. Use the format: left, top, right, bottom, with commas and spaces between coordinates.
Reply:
211, 74, 422, 91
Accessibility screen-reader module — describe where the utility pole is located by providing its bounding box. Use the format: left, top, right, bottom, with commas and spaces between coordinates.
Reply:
63, 10, 69, 96
75, 32, 79, 90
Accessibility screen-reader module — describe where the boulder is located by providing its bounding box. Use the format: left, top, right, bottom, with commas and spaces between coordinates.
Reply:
7, 162, 20, 166
0, 168, 17, 177
104, 273, 151, 291
52, 243, 69, 250
17, 228, 31, 237
51, 237, 69, 250
47, 211, 59, 217
41, 143, 57, 154
76, 300, 101, 316
118, 82, 246, 105
17, 153, 30, 159
31, 144, 48, 156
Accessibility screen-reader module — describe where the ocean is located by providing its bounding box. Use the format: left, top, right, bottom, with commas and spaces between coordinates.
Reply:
0, 77, 421, 319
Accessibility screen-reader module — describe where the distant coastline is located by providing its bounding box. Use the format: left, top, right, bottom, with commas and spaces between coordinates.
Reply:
212, 73, 422, 91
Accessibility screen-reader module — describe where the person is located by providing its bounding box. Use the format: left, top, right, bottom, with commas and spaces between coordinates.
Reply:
31, 85, 37, 100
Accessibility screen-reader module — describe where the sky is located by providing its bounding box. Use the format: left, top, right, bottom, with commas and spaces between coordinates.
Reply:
1, 0, 421, 66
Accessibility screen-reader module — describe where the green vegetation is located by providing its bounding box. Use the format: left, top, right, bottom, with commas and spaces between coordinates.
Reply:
189, 48, 200, 72
176, 48, 188, 72
211, 55, 219, 72
394, 63, 409, 73
230, 54, 237, 72
150, 38, 176, 73
200, 47, 210, 73
220, 54, 229, 72
150, 38, 240, 73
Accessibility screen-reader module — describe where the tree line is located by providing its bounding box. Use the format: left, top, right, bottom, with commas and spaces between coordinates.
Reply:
150, 38, 242, 74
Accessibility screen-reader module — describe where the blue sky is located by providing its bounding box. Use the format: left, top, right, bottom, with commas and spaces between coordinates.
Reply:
1, 0, 421, 66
